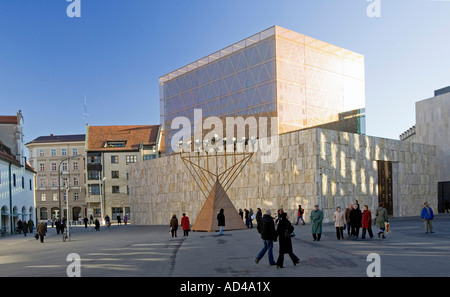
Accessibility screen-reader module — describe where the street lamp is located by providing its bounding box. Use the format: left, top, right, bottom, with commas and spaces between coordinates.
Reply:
58, 154, 82, 221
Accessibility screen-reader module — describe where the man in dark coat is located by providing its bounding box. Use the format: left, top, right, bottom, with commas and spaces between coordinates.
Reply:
117, 215, 122, 226
36, 221, 46, 243
94, 219, 100, 231
349, 204, 362, 238
275, 212, 300, 268
217, 209, 225, 236
83, 217, 89, 228
55, 219, 61, 234
255, 208, 262, 230
255, 209, 277, 265
27, 219, 34, 233
17, 219, 22, 234
22, 220, 28, 237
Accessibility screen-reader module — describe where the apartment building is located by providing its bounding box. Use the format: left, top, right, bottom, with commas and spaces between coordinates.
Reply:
25, 134, 86, 221
86, 125, 162, 222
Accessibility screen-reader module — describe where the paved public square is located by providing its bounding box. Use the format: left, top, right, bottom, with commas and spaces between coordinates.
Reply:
1, 215, 449, 277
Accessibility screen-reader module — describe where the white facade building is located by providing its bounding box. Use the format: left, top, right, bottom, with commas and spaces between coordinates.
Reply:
0, 112, 36, 235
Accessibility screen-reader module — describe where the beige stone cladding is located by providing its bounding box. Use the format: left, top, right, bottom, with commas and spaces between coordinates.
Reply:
129, 128, 437, 225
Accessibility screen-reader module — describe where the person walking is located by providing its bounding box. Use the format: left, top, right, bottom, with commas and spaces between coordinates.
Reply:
94, 219, 100, 231
90, 214, 94, 225
22, 220, 28, 237
170, 214, 179, 237
255, 209, 277, 266
17, 219, 22, 234
239, 209, 244, 220
361, 205, 374, 239
27, 219, 34, 234
36, 220, 46, 243
55, 219, 61, 234
310, 204, 324, 241
275, 209, 283, 224
255, 208, 262, 229
296, 205, 305, 225
217, 208, 225, 236
249, 208, 254, 228
244, 209, 250, 228
83, 217, 88, 228
275, 212, 300, 268
117, 215, 122, 226
124, 215, 128, 226
181, 213, 190, 237
333, 206, 345, 240
349, 204, 362, 238
345, 204, 352, 237
421, 202, 435, 233
375, 202, 389, 239
105, 215, 110, 228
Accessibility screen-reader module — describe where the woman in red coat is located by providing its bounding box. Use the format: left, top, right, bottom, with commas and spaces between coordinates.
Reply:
181, 213, 191, 237
361, 205, 374, 239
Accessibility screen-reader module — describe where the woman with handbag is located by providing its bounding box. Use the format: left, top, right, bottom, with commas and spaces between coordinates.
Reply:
275, 212, 300, 268
375, 202, 389, 239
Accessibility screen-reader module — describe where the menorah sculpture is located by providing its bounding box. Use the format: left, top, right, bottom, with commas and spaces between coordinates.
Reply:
178, 136, 256, 232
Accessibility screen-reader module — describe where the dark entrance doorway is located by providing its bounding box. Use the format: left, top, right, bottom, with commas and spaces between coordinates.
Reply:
438, 182, 450, 213
378, 161, 393, 215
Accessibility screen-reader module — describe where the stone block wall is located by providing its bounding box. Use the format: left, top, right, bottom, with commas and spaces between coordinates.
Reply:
129, 128, 437, 225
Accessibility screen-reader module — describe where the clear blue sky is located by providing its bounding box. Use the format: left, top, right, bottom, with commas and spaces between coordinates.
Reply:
1, 0, 449, 144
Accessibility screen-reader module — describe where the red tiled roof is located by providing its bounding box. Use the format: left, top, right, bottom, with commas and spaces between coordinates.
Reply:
0, 116, 18, 124
88, 125, 160, 151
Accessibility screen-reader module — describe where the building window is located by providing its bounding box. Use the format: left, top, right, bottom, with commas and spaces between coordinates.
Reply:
41, 193, 46, 202
126, 170, 129, 180
40, 208, 48, 220
111, 156, 119, 164
125, 207, 130, 219
51, 177, 58, 187
13, 174, 16, 187
0, 169, 2, 184
39, 163, 45, 172
88, 184, 100, 195
112, 186, 120, 194
63, 192, 67, 202
73, 176, 79, 186
94, 208, 101, 218
74, 192, 79, 201
72, 148, 78, 156
51, 162, 57, 171
111, 171, 119, 179
62, 162, 68, 171
53, 193, 58, 201
127, 185, 130, 195
143, 154, 156, 160
62, 177, 68, 187
39, 177, 46, 188
111, 207, 124, 219
106, 142, 126, 148
22, 177, 24, 189
39, 149, 44, 157
61, 148, 67, 156
73, 161, 79, 171
88, 170, 100, 180
29, 179, 32, 190
126, 155, 137, 164
51, 149, 56, 156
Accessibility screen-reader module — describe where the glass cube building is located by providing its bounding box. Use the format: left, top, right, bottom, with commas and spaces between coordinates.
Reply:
160, 26, 365, 154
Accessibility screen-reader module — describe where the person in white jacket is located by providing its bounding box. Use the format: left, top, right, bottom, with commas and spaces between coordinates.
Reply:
334, 206, 346, 240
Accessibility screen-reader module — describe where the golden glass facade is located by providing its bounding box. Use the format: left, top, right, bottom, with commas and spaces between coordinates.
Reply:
160, 26, 365, 153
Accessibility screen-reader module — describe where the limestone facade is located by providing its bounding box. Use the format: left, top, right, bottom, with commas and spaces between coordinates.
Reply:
129, 128, 437, 225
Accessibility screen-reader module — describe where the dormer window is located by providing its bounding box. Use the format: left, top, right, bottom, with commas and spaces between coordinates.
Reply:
105, 141, 126, 148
